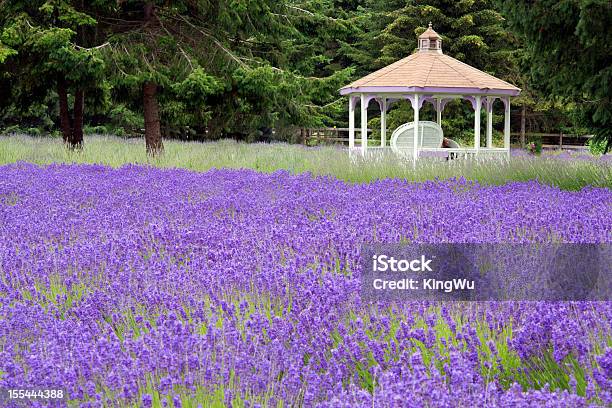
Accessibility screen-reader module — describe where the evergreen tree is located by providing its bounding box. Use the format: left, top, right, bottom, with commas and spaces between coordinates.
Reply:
95, 1, 352, 153
501, 0, 612, 153
0, 0, 105, 147
1, 0, 605, 151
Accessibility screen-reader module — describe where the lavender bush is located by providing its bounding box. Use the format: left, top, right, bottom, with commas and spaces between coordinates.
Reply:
0, 163, 610, 407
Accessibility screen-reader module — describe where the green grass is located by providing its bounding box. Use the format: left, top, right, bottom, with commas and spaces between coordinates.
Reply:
1, 134, 610, 190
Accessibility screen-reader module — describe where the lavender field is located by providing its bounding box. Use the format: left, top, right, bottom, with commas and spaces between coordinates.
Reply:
1, 162, 611, 407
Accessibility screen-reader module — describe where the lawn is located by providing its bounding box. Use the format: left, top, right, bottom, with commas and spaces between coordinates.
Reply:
0, 155, 610, 406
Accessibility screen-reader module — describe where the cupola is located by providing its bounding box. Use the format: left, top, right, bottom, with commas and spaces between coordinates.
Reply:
418, 23, 442, 54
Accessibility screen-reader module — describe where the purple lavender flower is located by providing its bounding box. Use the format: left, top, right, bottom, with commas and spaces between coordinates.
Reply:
0, 163, 609, 406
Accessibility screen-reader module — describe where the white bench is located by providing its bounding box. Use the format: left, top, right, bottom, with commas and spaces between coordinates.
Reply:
391, 121, 465, 159
391, 121, 443, 156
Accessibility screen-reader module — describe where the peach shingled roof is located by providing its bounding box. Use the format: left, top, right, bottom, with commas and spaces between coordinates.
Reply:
341, 52, 520, 93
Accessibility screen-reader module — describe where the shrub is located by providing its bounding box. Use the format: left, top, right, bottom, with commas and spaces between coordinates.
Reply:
587, 137, 607, 155
526, 139, 542, 155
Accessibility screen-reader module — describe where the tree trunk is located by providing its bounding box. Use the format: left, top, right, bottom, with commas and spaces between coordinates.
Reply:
71, 89, 84, 148
143, 81, 163, 155
520, 105, 526, 148
144, 2, 154, 21
58, 79, 72, 143
142, 2, 162, 155
58, 78, 85, 148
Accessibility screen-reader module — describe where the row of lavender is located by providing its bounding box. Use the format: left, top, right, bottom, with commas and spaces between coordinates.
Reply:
0, 163, 610, 407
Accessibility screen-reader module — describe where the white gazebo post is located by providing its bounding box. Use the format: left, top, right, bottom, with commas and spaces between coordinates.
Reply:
360, 94, 368, 155
474, 95, 481, 154
504, 97, 511, 156
380, 97, 387, 147
436, 98, 442, 125
412, 94, 420, 162
486, 97, 494, 148
348, 96, 356, 148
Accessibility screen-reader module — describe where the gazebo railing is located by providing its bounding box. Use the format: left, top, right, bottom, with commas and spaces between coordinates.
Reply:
348, 146, 510, 160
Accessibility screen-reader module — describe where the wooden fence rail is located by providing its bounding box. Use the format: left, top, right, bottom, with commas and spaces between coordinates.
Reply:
510, 132, 593, 149
300, 128, 593, 149
300, 127, 369, 145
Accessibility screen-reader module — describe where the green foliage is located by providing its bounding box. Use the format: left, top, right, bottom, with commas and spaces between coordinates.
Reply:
0, 0, 608, 145
350, 0, 510, 73
526, 139, 542, 155
107, 104, 143, 133
39, 1, 97, 27
94, 0, 350, 139
1, 3, 104, 83
501, 0, 612, 153
173, 69, 223, 102
0, 1, 107, 135
0, 42, 17, 62
587, 137, 608, 156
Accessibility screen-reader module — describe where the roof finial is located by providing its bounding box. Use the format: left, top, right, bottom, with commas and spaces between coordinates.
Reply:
428, 22, 432, 29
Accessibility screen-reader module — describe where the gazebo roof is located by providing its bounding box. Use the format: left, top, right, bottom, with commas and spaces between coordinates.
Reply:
340, 26, 520, 97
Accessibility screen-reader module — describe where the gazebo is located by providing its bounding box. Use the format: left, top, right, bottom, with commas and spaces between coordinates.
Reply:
340, 24, 521, 159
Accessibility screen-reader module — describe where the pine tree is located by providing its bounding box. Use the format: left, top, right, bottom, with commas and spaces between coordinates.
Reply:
96, 0, 341, 153
0, 1, 105, 147
501, 0, 612, 153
